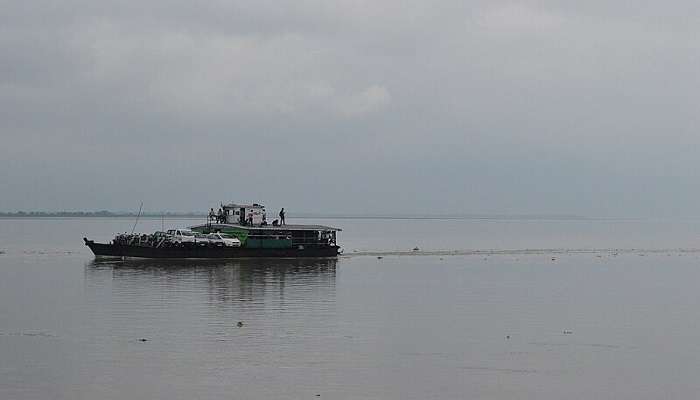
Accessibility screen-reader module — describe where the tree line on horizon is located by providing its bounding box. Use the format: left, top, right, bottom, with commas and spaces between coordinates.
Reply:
0, 211, 206, 217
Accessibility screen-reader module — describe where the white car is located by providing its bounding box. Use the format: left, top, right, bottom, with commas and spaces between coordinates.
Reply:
207, 232, 241, 247
194, 232, 212, 245
166, 229, 196, 243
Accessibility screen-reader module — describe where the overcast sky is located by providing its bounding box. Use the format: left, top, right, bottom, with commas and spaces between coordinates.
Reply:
1, 1, 699, 216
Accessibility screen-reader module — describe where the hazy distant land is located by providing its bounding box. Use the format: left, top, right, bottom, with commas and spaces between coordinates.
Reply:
0, 210, 602, 220
0, 211, 205, 218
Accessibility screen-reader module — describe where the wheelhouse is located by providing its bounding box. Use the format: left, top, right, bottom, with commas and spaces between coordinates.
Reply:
221, 203, 266, 225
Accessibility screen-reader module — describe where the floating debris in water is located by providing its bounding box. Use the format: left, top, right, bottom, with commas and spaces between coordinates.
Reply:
377, 256, 383, 259
563, 330, 573, 335
237, 321, 244, 328
347, 248, 700, 258
551, 257, 557, 261
1, 331, 56, 338
138, 338, 148, 342
506, 335, 510, 339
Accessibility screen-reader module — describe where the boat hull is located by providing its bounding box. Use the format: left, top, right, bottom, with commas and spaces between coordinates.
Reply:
84, 239, 340, 259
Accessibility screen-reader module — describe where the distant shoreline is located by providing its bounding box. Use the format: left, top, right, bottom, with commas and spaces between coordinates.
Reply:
0, 211, 626, 221
0, 212, 205, 218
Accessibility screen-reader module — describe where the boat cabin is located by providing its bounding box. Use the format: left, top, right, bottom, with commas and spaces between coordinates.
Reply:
222, 203, 266, 225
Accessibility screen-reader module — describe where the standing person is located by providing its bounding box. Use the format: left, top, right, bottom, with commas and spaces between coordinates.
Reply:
279, 208, 285, 225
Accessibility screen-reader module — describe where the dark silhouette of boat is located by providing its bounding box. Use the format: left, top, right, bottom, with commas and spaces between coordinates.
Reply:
84, 202, 341, 259
84, 238, 340, 259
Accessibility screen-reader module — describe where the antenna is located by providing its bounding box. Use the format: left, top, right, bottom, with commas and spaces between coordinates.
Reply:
130, 201, 143, 234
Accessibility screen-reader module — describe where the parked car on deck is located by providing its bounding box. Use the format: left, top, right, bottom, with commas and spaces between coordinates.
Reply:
194, 232, 213, 245
207, 232, 241, 247
166, 229, 196, 243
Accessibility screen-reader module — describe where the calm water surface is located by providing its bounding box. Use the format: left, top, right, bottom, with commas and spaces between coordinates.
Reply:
2, 218, 700, 399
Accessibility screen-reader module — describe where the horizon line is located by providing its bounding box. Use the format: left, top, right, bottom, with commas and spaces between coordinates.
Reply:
0, 210, 660, 221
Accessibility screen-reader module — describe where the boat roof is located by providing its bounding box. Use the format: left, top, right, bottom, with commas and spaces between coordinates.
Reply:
222, 203, 265, 208
191, 223, 342, 232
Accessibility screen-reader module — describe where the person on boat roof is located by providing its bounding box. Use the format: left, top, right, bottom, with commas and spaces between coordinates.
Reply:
279, 208, 286, 225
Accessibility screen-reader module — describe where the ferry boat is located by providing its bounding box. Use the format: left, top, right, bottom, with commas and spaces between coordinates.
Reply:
84, 203, 341, 259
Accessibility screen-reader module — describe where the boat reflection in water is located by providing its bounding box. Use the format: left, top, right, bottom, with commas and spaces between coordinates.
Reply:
84, 258, 338, 323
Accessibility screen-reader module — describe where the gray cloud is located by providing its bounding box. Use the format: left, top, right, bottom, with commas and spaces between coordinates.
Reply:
1, 1, 699, 216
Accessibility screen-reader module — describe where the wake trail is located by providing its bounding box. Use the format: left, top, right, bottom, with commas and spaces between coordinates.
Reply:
343, 248, 700, 257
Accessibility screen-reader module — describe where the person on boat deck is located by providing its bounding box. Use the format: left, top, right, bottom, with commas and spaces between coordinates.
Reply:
247, 214, 253, 225
209, 208, 215, 222
217, 208, 223, 223
279, 208, 286, 225
262, 214, 267, 226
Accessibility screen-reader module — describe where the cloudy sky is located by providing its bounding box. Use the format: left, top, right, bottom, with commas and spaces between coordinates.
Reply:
1, 1, 699, 216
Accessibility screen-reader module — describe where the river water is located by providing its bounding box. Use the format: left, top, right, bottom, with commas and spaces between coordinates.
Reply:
2, 217, 700, 399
